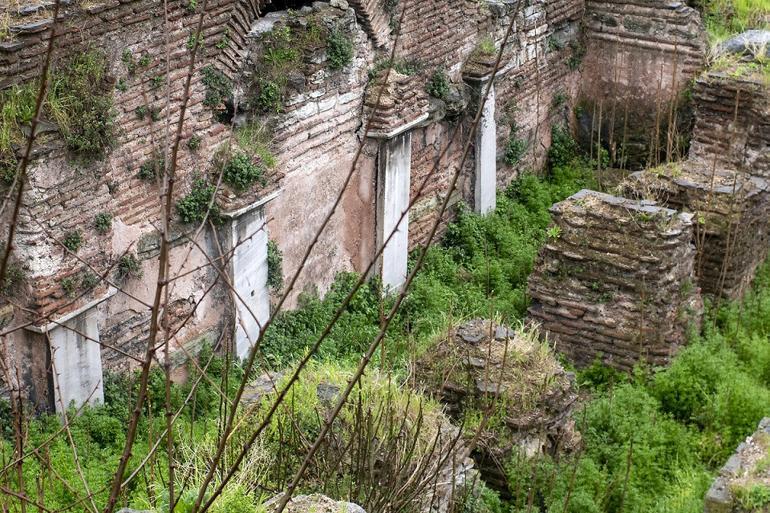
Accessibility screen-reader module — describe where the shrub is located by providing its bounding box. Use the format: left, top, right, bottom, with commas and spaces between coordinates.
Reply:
62, 230, 84, 252
327, 28, 354, 70
426, 68, 451, 100
222, 152, 268, 192
93, 212, 113, 234
267, 239, 283, 291
548, 124, 580, 169
176, 178, 220, 224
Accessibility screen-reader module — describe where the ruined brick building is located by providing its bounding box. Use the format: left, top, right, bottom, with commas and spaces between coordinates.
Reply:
0, 0, 715, 410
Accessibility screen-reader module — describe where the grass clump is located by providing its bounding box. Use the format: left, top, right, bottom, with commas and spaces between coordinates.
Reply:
0, 49, 115, 166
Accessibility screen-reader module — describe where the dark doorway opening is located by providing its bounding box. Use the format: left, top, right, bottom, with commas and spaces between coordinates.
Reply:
261, 0, 315, 13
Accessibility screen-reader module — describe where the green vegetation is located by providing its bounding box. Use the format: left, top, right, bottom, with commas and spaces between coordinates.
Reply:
0, 50, 115, 168
267, 239, 283, 291
426, 68, 451, 100
700, 0, 769, 42
250, 17, 354, 114
504, 124, 527, 166
327, 28, 355, 70
222, 152, 268, 192
115, 253, 142, 282
187, 134, 202, 151
93, 212, 113, 234
201, 65, 232, 111
235, 121, 277, 169
176, 177, 220, 224
368, 57, 424, 79
3, 127, 770, 513
1, 263, 24, 295
138, 153, 165, 181
62, 230, 84, 253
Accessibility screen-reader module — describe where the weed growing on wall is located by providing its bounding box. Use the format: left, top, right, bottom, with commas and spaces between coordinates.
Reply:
222, 152, 268, 192
426, 68, 451, 100
93, 212, 113, 234
327, 28, 354, 70
267, 239, 283, 291
115, 253, 142, 282
201, 65, 232, 113
0, 49, 115, 166
504, 124, 527, 166
176, 178, 220, 224
62, 230, 84, 252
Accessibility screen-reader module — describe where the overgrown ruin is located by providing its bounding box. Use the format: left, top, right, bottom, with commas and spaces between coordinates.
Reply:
527, 189, 703, 370
0, 0, 769, 511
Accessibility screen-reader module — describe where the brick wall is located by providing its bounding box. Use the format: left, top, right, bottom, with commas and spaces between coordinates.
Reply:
578, 0, 706, 168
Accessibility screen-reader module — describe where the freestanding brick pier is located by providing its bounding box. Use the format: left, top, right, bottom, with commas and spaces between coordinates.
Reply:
623, 163, 770, 301
527, 190, 703, 371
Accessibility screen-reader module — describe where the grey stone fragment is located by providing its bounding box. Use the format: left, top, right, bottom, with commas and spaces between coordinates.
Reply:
720, 30, 770, 59
316, 382, 340, 403
704, 477, 732, 513
330, 0, 349, 9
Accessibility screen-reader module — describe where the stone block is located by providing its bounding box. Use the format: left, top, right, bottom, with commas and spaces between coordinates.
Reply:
527, 189, 703, 371
623, 162, 770, 300
705, 418, 770, 513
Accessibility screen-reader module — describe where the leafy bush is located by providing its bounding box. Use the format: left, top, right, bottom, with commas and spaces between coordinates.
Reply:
548, 124, 580, 169
222, 152, 268, 192
327, 28, 354, 70
177, 178, 220, 224
426, 68, 451, 100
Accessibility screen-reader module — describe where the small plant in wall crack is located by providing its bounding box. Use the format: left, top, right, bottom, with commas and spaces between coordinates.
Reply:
426, 68, 451, 100
94, 212, 113, 234
187, 135, 202, 151
267, 239, 283, 291
62, 230, 84, 253
327, 28, 354, 70
80, 271, 100, 291
115, 253, 142, 282
504, 124, 527, 166
138, 153, 165, 181
60, 277, 76, 297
